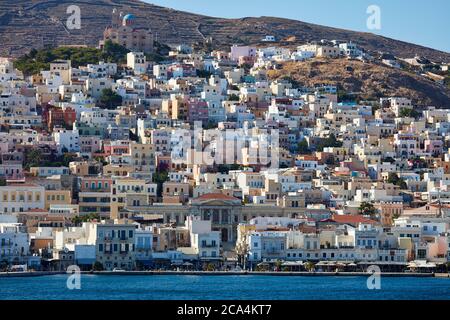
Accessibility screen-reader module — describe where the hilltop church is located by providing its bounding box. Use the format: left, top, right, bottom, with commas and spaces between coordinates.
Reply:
101, 9, 154, 53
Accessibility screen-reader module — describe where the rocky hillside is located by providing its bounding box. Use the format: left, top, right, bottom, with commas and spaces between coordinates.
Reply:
0, 0, 449, 63
267, 58, 450, 108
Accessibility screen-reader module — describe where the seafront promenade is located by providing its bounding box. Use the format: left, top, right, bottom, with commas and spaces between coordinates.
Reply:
0, 270, 444, 278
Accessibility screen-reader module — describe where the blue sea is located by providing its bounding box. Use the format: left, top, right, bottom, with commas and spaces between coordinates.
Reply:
0, 275, 449, 300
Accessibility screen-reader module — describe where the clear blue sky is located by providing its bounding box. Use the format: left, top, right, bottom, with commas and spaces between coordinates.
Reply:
144, 0, 449, 52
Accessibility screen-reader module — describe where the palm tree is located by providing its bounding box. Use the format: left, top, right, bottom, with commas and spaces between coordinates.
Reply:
275, 260, 283, 271
304, 261, 315, 272
235, 241, 249, 270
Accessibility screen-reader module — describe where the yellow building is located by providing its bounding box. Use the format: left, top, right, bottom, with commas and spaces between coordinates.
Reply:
44, 190, 72, 210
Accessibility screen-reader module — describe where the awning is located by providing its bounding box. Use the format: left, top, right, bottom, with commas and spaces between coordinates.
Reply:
358, 261, 408, 266
408, 261, 437, 268
316, 261, 336, 266
282, 261, 304, 266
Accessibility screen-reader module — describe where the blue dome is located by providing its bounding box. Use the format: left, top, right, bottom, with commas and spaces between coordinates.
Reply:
123, 14, 136, 21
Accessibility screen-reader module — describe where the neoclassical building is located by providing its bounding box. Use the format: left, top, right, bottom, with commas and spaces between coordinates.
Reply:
118, 193, 306, 244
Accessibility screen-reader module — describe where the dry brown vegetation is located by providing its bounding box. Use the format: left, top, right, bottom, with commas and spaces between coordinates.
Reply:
267, 58, 450, 108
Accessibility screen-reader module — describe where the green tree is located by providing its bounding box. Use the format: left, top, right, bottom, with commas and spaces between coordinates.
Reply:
297, 139, 310, 154
399, 108, 420, 119
61, 153, 78, 167
304, 261, 315, 272
153, 170, 169, 198
15, 43, 133, 77
99, 89, 123, 110
205, 263, 216, 271
359, 202, 377, 218
387, 173, 408, 190
135, 261, 145, 271
102, 40, 130, 64
228, 94, 240, 101
92, 261, 104, 271
24, 149, 43, 170
0, 178, 6, 187
72, 213, 100, 226
274, 260, 283, 271
316, 133, 343, 152
196, 70, 213, 78
0, 259, 8, 271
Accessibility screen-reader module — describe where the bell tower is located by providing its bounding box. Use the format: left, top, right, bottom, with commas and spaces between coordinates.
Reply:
111, 8, 120, 28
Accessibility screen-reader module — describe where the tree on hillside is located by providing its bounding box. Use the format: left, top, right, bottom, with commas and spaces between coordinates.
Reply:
102, 40, 130, 64
98, 89, 123, 109
399, 108, 420, 119
24, 149, 43, 170
297, 138, 310, 154
316, 133, 343, 152
387, 173, 408, 190
153, 170, 169, 198
359, 202, 377, 218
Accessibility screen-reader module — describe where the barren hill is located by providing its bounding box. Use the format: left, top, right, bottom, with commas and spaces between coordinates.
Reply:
0, 0, 449, 63
267, 58, 450, 108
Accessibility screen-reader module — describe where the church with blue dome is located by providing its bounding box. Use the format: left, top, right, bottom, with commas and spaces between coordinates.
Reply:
101, 9, 154, 53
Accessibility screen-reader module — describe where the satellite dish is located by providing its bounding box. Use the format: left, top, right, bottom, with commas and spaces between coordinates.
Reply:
64, 247, 69, 253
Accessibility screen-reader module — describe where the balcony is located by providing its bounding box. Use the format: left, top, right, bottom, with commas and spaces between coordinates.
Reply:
201, 243, 217, 248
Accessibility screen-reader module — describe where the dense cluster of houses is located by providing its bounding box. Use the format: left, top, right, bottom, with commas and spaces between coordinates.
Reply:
0, 13, 450, 272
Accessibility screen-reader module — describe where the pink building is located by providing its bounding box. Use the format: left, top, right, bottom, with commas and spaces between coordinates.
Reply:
103, 141, 130, 156
188, 99, 209, 125
80, 177, 113, 192
424, 139, 443, 157
230, 45, 256, 61
80, 136, 102, 155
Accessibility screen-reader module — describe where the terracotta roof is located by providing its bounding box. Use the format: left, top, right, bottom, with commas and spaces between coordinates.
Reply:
331, 214, 378, 225
194, 193, 239, 201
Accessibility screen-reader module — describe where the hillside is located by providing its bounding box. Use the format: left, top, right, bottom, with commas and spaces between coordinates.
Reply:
0, 0, 449, 63
267, 58, 450, 108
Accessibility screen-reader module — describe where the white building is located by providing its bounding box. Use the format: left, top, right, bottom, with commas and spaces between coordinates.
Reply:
186, 216, 221, 261
52, 128, 80, 153
127, 52, 147, 75
0, 222, 30, 265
